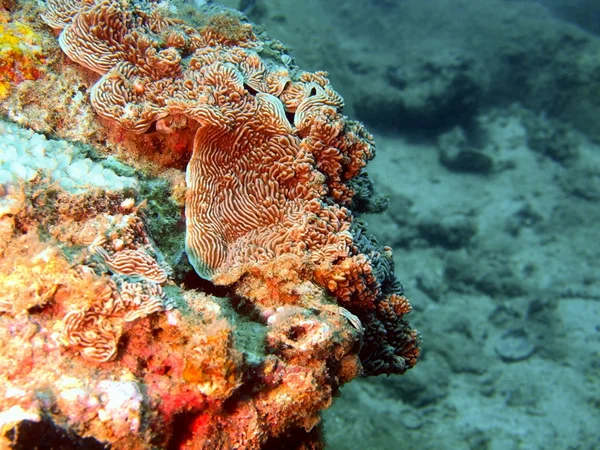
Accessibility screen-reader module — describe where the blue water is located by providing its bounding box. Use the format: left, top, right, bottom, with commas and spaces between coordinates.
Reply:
243, 0, 600, 448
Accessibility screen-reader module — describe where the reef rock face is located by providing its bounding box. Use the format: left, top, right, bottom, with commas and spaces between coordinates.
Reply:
0, 0, 419, 448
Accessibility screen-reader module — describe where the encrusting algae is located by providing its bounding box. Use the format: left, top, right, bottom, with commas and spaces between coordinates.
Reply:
0, 0, 420, 448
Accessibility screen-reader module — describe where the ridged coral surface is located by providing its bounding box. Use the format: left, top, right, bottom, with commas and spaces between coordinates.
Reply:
0, 171, 360, 449
0, 0, 419, 448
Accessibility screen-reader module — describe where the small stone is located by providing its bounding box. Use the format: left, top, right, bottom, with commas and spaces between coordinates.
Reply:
401, 411, 422, 430
120, 198, 135, 213
113, 239, 125, 252
495, 328, 536, 362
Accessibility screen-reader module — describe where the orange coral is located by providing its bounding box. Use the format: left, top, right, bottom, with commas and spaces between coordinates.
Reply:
118, 279, 165, 322
182, 320, 242, 399
1, 176, 171, 363
55, 246, 169, 362
42, 0, 374, 291
200, 11, 258, 48
57, 273, 123, 362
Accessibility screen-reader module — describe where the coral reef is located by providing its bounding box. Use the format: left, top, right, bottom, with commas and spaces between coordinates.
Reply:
0, 156, 360, 449
0, 0, 419, 448
42, 0, 418, 375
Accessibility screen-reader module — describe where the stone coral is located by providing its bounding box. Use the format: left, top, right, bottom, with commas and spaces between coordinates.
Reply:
0, 161, 170, 363
0, 127, 365, 448
41, 0, 362, 279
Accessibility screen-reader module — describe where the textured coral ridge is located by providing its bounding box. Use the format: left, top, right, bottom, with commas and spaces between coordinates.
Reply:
42, 0, 419, 377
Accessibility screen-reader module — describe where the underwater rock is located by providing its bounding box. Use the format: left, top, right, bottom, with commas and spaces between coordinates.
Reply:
559, 162, 600, 201
377, 352, 451, 408
400, 411, 423, 430
503, 202, 543, 237
444, 250, 526, 298
416, 270, 445, 302
355, 49, 488, 130
523, 112, 581, 164
494, 328, 536, 362
417, 212, 477, 250
438, 329, 490, 375
437, 126, 494, 174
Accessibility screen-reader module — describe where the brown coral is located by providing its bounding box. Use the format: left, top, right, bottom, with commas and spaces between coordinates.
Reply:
0, 118, 366, 450
93, 245, 169, 283
42, 0, 419, 378
42, 0, 364, 284
58, 276, 123, 362
54, 237, 169, 362
0, 174, 170, 363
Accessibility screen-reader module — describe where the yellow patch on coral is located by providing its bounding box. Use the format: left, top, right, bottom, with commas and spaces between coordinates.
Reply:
0, 12, 44, 99
0, 80, 9, 99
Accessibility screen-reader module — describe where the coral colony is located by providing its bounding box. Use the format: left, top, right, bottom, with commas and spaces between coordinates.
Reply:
0, 0, 419, 448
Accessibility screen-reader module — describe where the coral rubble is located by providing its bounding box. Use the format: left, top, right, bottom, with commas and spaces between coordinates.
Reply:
0, 0, 420, 448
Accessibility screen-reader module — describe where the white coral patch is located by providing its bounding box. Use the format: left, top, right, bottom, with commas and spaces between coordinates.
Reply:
0, 120, 138, 193
97, 380, 143, 434
0, 405, 40, 430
